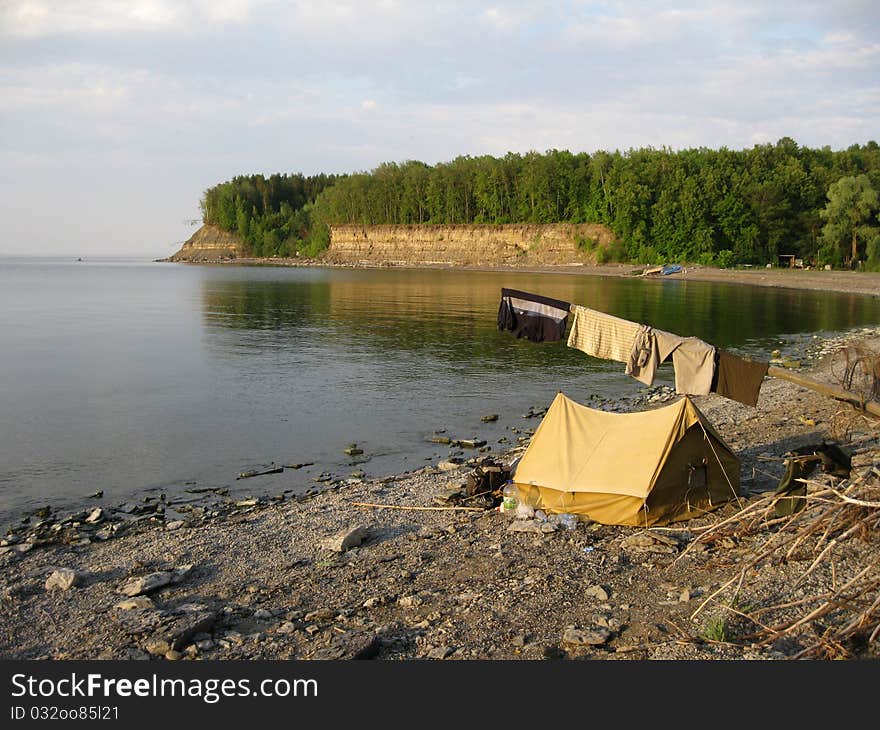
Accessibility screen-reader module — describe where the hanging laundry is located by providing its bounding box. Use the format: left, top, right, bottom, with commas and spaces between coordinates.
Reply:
671, 337, 716, 395
567, 305, 642, 362
626, 325, 686, 386
712, 350, 769, 407
497, 288, 571, 343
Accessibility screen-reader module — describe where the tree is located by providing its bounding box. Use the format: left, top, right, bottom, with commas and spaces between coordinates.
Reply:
819, 175, 879, 267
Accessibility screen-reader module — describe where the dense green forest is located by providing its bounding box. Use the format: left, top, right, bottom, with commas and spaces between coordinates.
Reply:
201, 138, 880, 269
200, 172, 340, 257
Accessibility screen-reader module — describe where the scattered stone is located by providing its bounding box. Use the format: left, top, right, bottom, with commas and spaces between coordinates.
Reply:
114, 596, 155, 611
88, 490, 103, 499
45, 568, 81, 592
437, 460, 463, 472
397, 595, 423, 608
427, 646, 453, 659
679, 589, 691, 603
304, 608, 336, 622
585, 585, 610, 602
253, 609, 273, 620
322, 526, 370, 553
165, 520, 185, 531
312, 631, 380, 660
84, 508, 104, 524
362, 597, 382, 609
237, 465, 283, 479
562, 626, 612, 646
144, 638, 171, 656
428, 436, 452, 445
621, 533, 657, 549
344, 444, 364, 456
117, 564, 194, 597
164, 605, 219, 651
432, 488, 463, 506
454, 438, 487, 449
480, 414, 499, 422
164, 649, 183, 661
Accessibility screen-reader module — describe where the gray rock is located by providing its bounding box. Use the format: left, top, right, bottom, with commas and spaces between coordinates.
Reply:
437, 460, 463, 472
144, 638, 171, 656
118, 564, 194, 596
84, 508, 104, 524
427, 646, 453, 660
322, 526, 369, 552
311, 631, 379, 660
45, 568, 81, 591
562, 626, 612, 646
164, 604, 219, 651
304, 608, 336, 622
114, 596, 155, 611
253, 609, 273, 620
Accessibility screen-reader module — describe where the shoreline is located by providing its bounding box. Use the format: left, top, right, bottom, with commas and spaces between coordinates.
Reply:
161, 257, 880, 299
2, 327, 878, 660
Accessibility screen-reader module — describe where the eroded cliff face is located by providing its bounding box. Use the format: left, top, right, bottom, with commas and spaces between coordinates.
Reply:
169, 222, 618, 265
324, 223, 616, 265
169, 224, 243, 262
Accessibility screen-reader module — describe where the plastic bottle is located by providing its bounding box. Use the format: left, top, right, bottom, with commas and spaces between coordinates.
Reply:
501, 481, 519, 515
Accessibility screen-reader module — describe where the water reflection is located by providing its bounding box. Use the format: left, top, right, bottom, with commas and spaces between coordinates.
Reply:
200, 268, 880, 363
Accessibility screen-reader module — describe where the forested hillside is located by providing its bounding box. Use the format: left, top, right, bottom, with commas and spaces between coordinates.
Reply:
200, 172, 340, 257
201, 139, 880, 268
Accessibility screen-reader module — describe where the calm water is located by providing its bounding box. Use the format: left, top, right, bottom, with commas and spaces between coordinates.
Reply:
2, 257, 879, 524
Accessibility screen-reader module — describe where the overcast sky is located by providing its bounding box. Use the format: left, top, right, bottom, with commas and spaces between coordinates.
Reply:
1, 1, 878, 257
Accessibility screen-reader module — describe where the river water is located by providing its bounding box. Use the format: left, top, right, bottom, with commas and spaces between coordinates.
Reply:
1, 257, 879, 524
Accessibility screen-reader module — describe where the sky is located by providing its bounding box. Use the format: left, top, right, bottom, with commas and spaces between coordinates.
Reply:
1, 1, 878, 257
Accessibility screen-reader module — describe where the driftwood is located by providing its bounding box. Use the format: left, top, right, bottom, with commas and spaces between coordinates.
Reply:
676, 464, 880, 659
767, 365, 880, 418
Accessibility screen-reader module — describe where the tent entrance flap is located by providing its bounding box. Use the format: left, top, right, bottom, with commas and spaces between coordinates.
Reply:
512, 393, 741, 526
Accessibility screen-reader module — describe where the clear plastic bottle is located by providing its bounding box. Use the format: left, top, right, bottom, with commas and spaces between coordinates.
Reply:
501, 481, 519, 515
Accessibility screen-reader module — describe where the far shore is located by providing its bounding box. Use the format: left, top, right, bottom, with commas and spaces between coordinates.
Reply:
164, 256, 880, 299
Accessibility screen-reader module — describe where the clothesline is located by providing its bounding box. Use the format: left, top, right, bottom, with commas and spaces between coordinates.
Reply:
497, 287, 880, 417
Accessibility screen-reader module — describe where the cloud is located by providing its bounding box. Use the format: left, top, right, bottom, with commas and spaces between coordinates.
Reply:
1, 1, 878, 254
0, 0, 261, 37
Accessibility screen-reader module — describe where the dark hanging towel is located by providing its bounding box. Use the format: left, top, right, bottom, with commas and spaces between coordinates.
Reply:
711, 349, 769, 407
497, 288, 571, 343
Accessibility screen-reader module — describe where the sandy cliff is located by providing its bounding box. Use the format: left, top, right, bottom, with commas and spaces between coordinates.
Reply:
168, 222, 618, 266
324, 223, 616, 265
169, 224, 243, 262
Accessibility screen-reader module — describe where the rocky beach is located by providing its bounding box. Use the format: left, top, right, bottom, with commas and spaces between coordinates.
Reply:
2, 312, 878, 661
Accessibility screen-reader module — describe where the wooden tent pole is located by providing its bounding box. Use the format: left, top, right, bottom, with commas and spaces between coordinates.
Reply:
766, 365, 880, 418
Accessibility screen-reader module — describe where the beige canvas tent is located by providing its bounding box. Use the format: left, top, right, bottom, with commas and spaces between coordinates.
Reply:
513, 392, 741, 526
